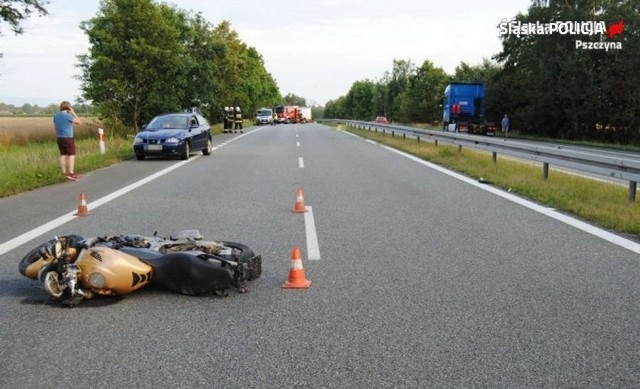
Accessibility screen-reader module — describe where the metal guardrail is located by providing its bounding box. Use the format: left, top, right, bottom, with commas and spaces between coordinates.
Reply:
336, 120, 640, 201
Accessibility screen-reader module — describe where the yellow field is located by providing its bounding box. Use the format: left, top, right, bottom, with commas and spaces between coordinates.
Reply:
0, 116, 104, 145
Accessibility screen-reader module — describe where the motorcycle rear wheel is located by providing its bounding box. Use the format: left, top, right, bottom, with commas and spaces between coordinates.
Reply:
217, 241, 255, 262
218, 241, 261, 281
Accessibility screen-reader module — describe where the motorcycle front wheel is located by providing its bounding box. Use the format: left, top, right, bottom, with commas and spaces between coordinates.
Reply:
19, 235, 85, 279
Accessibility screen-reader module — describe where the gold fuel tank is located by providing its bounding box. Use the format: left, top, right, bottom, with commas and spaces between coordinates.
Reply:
76, 246, 153, 296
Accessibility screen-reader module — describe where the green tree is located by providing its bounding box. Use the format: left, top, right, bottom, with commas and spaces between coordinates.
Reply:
590, 0, 640, 143
210, 20, 247, 114
324, 96, 347, 119
283, 93, 306, 106
494, 0, 639, 143
78, 0, 188, 131
399, 60, 448, 123
0, 0, 48, 35
454, 58, 501, 84
311, 105, 324, 119
20, 102, 34, 114
209, 21, 280, 120
372, 79, 388, 118
241, 46, 280, 114
326, 58, 447, 123
344, 80, 376, 120
385, 59, 415, 121
180, 14, 227, 121
78, 3, 280, 130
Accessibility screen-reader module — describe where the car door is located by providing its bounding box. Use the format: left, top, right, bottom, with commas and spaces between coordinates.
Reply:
189, 115, 204, 149
197, 114, 211, 143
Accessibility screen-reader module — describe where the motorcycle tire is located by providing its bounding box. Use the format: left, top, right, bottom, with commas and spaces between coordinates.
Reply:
218, 241, 261, 281
218, 241, 255, 262
42, 270, 64, 298
18, 235, 85, 279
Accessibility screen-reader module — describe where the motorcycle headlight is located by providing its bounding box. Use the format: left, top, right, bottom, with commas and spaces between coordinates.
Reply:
88, 272, 106, 289
165, 137, 180, 144
133, 136, 143, 144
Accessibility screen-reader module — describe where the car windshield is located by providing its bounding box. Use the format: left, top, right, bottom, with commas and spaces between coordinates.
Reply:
257, 109, 272, 116
147, 115, 188, 130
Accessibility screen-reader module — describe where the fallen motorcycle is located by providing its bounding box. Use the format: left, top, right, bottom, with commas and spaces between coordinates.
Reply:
18, 230, 262, 307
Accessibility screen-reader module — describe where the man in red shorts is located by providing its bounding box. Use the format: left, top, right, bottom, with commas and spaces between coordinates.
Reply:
53, 101, 81, 180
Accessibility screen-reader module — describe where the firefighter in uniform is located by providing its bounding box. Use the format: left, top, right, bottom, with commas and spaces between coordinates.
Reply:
234, 106, 243, 133
223, 107, 228, 132
225, 106, 235, 133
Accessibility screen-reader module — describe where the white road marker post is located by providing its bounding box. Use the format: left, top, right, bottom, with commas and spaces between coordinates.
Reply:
98, 128, 106, 154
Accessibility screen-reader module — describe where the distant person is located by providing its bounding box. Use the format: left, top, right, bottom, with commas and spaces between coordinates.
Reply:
501, 114, 510, 139
53, 101, 81, 180
234, 106, 243, 132
223, 106, 231, 132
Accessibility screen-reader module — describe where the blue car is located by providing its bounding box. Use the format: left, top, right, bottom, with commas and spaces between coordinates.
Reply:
133, 112, 213, 160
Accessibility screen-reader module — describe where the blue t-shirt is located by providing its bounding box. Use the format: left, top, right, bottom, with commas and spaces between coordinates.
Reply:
53, 111, 74, 138
501, 117, 510, 129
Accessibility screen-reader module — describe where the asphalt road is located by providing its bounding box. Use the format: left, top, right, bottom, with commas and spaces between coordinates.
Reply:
1, 123, 639, 388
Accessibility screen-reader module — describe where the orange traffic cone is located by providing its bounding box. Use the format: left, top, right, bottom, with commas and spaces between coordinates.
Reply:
292, 188, 307, 213
74, 193, 91, 216
282, 247, 311, 289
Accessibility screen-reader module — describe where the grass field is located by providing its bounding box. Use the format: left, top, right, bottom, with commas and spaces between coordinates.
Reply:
0, 116, 106, 145
0, 116, 230, 197
0, 137, 133, 197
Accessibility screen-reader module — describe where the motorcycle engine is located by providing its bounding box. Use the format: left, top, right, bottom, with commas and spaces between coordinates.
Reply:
124, 234, 150, 248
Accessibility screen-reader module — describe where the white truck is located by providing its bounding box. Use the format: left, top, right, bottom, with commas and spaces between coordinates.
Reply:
299, 107, 312, 123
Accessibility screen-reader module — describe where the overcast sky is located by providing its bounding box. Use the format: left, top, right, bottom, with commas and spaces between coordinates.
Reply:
0, 0, 532, 107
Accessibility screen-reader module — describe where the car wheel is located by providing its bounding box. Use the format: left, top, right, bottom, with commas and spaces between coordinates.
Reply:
202, 138, 212, 155
181, 142, 190, 160
136, 153, 145, 160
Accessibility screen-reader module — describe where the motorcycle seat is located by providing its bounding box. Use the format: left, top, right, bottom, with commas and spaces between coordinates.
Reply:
118, 246, 164, 262
170, 230, 203, 241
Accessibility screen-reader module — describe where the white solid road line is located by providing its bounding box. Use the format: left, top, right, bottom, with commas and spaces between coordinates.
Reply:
0, 158, 195, 256
0, 129, 260, 256
377, 144, 640, 255
295, 130, 320, 260
340, 129, 640, 255
304, 206, 321, 260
